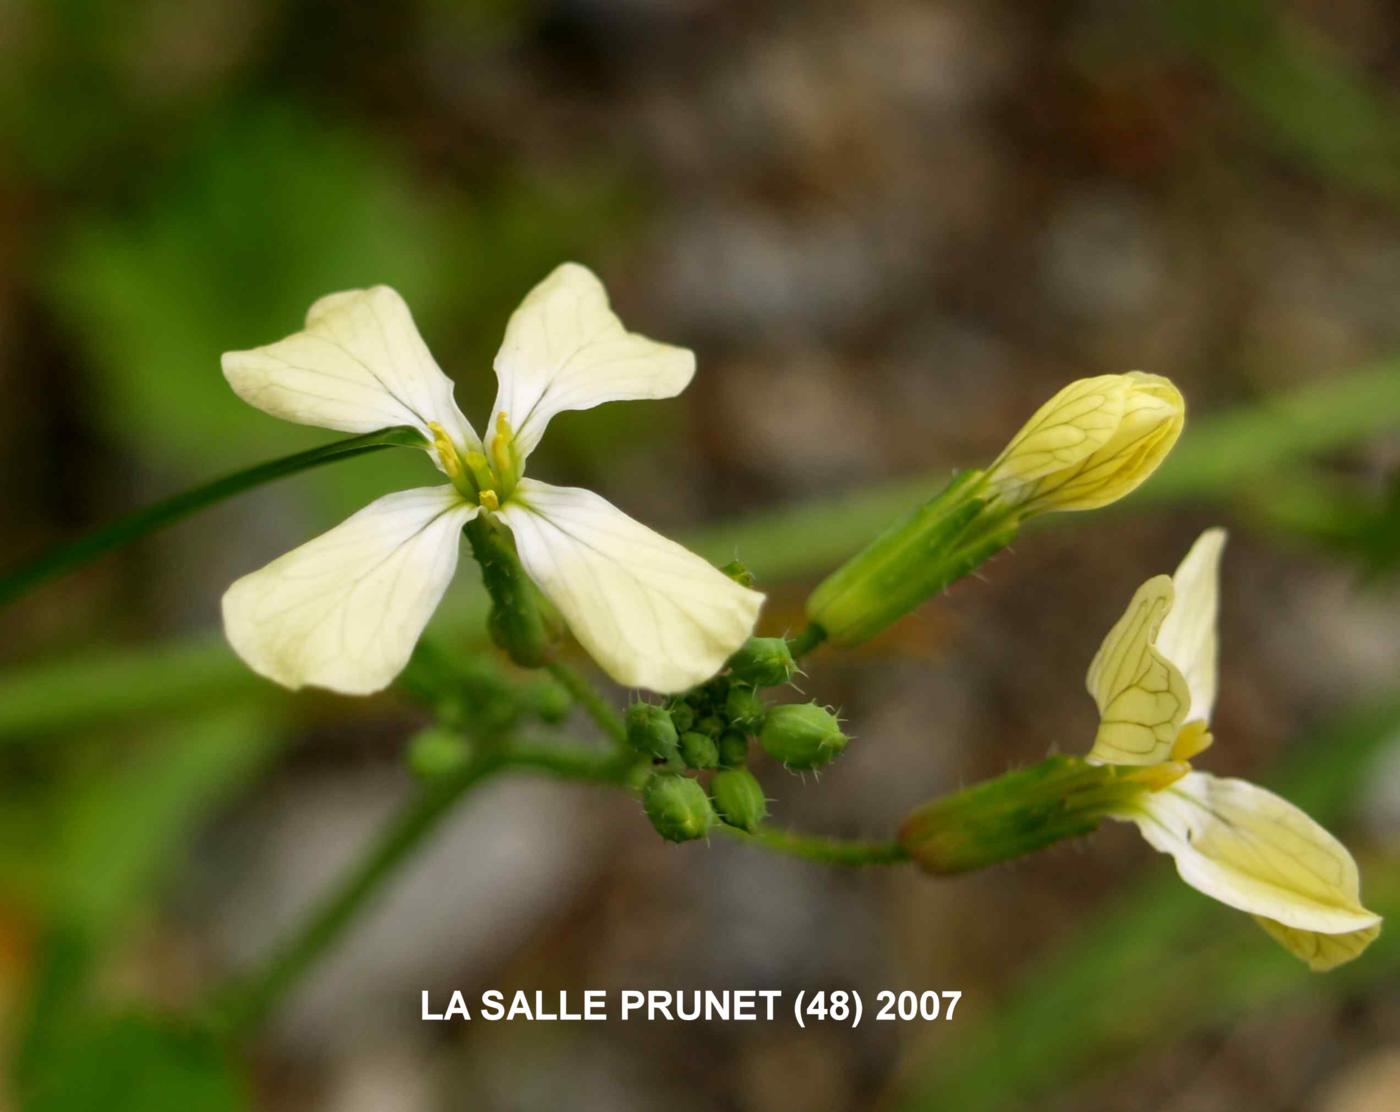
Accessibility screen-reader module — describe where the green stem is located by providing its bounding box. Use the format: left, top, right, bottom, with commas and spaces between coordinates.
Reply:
502, 738, 643, 787
787, 625, 828, 660
208, 751, 501, 1038
0, 426, 424, 608
546, 660, 627, 747
723, 824, 910, 867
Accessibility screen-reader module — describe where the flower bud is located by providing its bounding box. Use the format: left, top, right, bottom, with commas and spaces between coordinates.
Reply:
696, 714, 726, 739
718, 730, 750, 768
526, 677, 574, 724
406, 727, 472, 781
679, 730, 720, 770
643, 771, 714, 842
986, 372, 1184, 515
711, 768, 768, 832
626, 702, 679, 760
728, 637, 797, 688
725, 685, 766, 730
666, 701, 696, 734
759, 703, 848, 770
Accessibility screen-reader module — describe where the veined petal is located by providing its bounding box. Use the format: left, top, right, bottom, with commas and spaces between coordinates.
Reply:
1030, 373, 1183, 512
1157, 528, 1226, 726
495, 479, 763, 692
988, 375, 1127, 488
223, 486, 477, 695
222, 286, 478, 450
489, 263, 695, 462
1253, 917, 1382, 973
1085, 574, 1191, 765
1119, 772, 1381, 942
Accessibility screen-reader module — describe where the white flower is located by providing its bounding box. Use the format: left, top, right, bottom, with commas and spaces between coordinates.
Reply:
220, 263, 764, 696
1085, 529, 1381, 970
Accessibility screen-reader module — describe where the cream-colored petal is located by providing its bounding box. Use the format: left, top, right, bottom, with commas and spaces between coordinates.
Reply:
1157, 528, 1226, 727
489, 263, 694, 462
222, 286, 478, 449
1121, 772, 1381, 937
495, 479, 762, 693
988, 375, 1127, 488
223, 486, 477, 695
1029, 373, 1184, 512
1085, 574, 1191, 765
1252, 917, 1381, 972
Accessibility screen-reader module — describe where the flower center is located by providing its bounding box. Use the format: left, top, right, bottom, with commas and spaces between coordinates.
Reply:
428, 413, 524, 511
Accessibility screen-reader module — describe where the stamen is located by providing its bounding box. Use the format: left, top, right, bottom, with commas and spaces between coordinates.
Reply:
427, 422, 464, 481
479, 490, 500, 512
492, 411, 516, 481
464, 450, 496, 495
1170, 721, 1213, 763
1124, 761, 1190, 792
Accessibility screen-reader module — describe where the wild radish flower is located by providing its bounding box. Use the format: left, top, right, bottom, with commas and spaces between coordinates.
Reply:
807, 372, 1185, 648
986, 372, 1184, 514
1088, 529, 1381, 970
902, 528, 1379, 969
220, 263, 764, 696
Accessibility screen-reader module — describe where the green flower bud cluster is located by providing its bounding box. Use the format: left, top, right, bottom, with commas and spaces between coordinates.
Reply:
628, 633, 856, 842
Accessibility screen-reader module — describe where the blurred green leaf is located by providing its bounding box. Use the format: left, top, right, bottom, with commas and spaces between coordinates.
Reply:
47, 107, 446, 473
1159, 0, 1400, 205
51, 706, 277, 934
23, 1012, 246, 1112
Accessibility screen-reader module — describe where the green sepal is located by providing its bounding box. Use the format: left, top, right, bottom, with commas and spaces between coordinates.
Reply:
805, 469, 1020, 648
898, 755, 1156, 874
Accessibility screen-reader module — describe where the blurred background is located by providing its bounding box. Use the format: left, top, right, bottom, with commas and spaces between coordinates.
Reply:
1, 1, 1398, 1109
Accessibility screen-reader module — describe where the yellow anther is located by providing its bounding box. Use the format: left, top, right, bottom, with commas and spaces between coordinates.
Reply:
427, 421, 463, 478
491, 411, 516, 480
464, 449, 495, 494
479, 489, 500, 511
1170, 721, 1213, 763
1124, 761, 1190, 793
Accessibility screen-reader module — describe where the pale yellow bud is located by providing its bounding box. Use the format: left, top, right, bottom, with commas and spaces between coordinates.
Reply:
987, 372, 1184, 515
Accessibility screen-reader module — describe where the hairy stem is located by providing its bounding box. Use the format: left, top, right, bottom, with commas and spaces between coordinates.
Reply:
722, 824, 909, 866
546, 660, 628, 747
0, 426, 424, 608
787, 624, 828, 660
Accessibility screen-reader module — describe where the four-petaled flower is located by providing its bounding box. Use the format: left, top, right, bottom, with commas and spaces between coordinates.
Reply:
1086, 528, 1381, 970
220, 263, 764, 696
